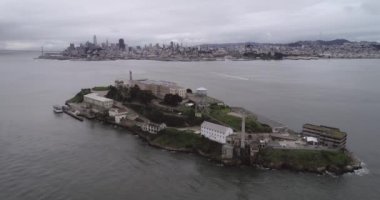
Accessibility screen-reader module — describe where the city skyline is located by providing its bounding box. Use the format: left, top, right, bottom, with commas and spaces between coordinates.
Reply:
1, 0, 380, 50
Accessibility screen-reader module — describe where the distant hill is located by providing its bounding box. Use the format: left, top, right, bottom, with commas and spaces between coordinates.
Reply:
288, 39, 352, 47
201, 39, 359, 48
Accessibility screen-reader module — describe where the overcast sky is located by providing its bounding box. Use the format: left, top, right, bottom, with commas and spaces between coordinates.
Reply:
1, 0, 379, 50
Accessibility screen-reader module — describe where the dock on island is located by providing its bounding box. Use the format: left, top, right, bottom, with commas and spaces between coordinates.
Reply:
63, 107, 84, 121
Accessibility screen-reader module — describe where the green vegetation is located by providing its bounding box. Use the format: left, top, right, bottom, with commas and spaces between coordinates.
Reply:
66, 88, 91, 103
257, 149, 351, 169
129, 85, 156, 104
182, 107, 205, 126
163, 94, 183, 106
151, 128, 222, 158
92, 86, 110, 91
208, 104, 271, 133
152, 128, 198, 148
186, 88, 193, 93
106, 85, 128, 102
127, 104, 186, 127
127, 103, 205, 127
106, 85, 155, 104
243, 52, 284, 60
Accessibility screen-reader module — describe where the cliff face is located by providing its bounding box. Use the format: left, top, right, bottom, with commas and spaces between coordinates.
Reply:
255, 148, 360, 175
134, 127, 222, 161
150, 128, 222, 160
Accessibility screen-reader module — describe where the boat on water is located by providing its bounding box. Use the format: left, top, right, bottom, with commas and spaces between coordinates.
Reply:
53, 105, 63, 113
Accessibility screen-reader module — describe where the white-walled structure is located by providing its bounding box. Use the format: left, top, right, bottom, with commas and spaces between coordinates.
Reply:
201, 121, 234, 144
84, 93, 113, 110
129, 79, 187, 98
305, 136, 319, 145
196, 87, 208, 96
108, 108, 128, 124
169, 87, 186, 98
142, 123, 167, 134
108, 108, 127, 117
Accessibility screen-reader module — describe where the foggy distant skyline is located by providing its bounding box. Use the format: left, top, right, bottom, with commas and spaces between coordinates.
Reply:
1, 0, 380, 50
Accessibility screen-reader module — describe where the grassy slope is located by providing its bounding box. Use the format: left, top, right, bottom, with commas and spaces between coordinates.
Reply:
209, 107, 271, 133
151, 128, 222, 159
66, 89, 91, 103
257, 149, 352, 169
92, 86, 110, 91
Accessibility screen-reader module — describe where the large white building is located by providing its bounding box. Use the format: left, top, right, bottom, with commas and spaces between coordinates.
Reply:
84, 93, 114, 110
169, 87, 186, 98
201, 121, 234, 144
129, 79, 186, 99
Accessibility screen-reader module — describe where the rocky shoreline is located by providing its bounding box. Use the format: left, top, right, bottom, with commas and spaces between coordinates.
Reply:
92, 116, 362, 175
257, 159, 362, 175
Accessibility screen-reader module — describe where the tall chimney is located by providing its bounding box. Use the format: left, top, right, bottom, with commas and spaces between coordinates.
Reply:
129, 70, 133, 81
241, 115, 246, 148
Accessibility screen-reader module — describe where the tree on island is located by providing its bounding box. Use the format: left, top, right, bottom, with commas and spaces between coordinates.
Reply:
186, 88, 193, 93
129, 85, 140, 100
129, 85, 155, 104
163, 94, 183, 106
137, 90, 155, 104
106, 85, 155, 104
106, 85, 126, 102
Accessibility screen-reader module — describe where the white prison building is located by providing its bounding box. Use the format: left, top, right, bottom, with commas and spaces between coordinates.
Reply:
129, 79, 187, 99
84, 93, 114, 110
169, 87, 186, 98
201, 121, 234, 144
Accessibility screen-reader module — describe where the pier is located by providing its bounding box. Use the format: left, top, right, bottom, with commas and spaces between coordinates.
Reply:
63, 109, 84, 121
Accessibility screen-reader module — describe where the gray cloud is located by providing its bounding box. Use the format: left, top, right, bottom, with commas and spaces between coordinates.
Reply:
0, 0, 379, 50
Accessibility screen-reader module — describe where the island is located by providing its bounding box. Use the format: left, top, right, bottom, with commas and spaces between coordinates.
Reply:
61, 71, 362, 175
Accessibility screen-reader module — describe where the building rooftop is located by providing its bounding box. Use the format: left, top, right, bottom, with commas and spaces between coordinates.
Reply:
144, 122, 166, 127
84, 93, 113, 102
303, 124, 347, 139
139, 80, 179, 87
305, 136, 318, 143
196, 87, 208, 91
201, 121, 232, 133
109, 107, 128, 113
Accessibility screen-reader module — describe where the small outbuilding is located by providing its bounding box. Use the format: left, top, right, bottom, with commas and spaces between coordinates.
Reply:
305, 136, 319, 145
196, 87, 208, 96
141, 123, 167, 134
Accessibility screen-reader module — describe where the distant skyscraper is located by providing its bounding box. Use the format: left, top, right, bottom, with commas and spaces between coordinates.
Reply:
93, 35, 97, 46
118, 38, 126, 51
106, 39, 109, 47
